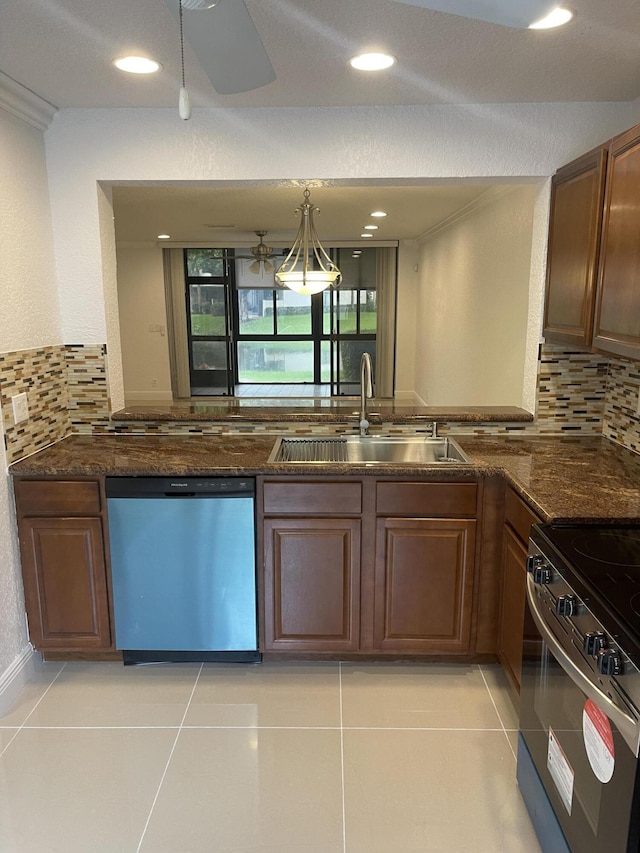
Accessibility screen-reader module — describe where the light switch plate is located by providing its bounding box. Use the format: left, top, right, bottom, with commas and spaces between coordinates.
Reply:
11, 392, 29, 424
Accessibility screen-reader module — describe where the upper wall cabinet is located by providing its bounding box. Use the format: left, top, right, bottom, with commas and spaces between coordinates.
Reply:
543, 146, 608, 347
593, 125, 640, 360
544, 122, 640, 360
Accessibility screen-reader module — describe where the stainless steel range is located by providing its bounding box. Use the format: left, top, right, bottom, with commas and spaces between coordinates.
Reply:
518, 524, 640, 853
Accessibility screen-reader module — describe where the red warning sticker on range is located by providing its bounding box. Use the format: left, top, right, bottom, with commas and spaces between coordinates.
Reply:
583, 698, 615, 783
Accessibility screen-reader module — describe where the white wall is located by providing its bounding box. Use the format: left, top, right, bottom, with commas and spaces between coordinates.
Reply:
414, 186, 536, 406
116, 246, 172, 401
0, 107, 61, 675
43, 101, 639, 409
395, 241, 419, 402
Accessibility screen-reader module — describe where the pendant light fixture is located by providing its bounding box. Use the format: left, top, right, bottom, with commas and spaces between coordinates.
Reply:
275, 188, 341, 295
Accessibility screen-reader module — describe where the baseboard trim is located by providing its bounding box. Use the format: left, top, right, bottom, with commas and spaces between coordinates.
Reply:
394, 390, 427, 406
0, 645, 39, 717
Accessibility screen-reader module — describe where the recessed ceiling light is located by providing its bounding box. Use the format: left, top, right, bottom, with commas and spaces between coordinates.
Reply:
113, 56, 162, 74
528, 7, 573, 29
349, 53, 396, 71
364, 225, 378, 230
361, 233, 374, 238
370, 211, 387, 217
157, 234, 171, 239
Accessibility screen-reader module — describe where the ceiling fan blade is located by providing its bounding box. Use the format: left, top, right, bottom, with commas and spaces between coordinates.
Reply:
389, 0, 559, 28
165, 0, 276, 94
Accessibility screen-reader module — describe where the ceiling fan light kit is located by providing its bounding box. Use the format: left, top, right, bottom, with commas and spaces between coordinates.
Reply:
275, 189, 342, 296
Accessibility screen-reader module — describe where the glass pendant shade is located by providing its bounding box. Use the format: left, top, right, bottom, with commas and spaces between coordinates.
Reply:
275, 189, 341, 295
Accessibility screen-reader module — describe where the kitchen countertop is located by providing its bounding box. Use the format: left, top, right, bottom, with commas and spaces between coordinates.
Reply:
111, 399, 533, 424
9, 433, 640, 523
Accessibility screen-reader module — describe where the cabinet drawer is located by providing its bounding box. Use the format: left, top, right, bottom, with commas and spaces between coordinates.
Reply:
15, 480, 101, 516
263, 480, 362, 515
505, 488, 539, 545
376, 482, 477, 517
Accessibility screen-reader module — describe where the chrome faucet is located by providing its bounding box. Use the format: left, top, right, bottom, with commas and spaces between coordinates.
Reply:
359, 352, 374, 436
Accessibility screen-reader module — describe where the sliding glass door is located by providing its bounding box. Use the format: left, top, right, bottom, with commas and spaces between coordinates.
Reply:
185, 249, 234, 396
182, 246, 392, 397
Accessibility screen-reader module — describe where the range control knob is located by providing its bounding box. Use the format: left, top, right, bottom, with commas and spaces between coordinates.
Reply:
584, 631, 607, 656
533, 566, 552, 585
526, 555, 544, 573
556, 595, 578, 617
597, 648, 623, 676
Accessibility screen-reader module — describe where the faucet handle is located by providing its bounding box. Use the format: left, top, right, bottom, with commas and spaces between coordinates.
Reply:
431, 421, 438, 438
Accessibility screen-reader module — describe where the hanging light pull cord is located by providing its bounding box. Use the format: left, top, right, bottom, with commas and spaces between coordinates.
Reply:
178, 0, 192, 120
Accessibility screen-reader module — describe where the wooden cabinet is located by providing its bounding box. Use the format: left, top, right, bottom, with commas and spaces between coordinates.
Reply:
263, 517, 361, 651
593, 124, 640, 359
373, 517, 476, 653
544, 122, 640, 359
498, 488, 540, 693
543, 146, 607, 347
260, 476, 481, 658
15, 479, 113, 651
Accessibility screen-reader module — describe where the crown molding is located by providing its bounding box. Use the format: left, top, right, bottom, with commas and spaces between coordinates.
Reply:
417, 185, 525, 244
0, 72, 57, 131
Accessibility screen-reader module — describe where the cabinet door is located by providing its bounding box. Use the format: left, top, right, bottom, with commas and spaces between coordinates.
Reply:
19, 517, 111, 649
373, 518, 476, 653
594, 125, 640, 359
263, 518, 361, 651
543, 147, 607, 347
498, 525, 528, 693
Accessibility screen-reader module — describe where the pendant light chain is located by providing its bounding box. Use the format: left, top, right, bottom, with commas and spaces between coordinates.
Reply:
179, 0, 186, 89
178, 0, 192, 119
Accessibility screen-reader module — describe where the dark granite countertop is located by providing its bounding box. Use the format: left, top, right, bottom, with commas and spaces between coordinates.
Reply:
9, 433, 640, 523
111, 399, 533, 424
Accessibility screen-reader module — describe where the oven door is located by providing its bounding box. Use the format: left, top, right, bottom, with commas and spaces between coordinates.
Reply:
519, 576, 640, 853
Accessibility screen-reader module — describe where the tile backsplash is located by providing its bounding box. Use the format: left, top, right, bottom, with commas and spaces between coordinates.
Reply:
2, 341, 640, 463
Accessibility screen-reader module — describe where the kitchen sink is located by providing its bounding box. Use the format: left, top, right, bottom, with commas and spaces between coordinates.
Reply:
268, 435, 471, 465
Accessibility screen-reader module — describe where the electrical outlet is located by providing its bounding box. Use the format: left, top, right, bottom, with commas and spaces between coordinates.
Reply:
11, 392, 29, 424
151, 378, 158, 388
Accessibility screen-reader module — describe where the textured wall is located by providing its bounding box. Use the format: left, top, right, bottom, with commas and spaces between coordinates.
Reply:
414, 186, 536, 406
116, 247, 172, 400
0, 108, 62, 674
44, 101, 638, 400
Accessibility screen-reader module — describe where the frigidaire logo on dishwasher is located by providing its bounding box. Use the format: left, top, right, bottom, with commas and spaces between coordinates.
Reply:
170, 482, 189, 487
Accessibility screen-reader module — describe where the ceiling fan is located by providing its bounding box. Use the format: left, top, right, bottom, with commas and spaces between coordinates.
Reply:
165, 0, 568, 99
227, 231, 284, 275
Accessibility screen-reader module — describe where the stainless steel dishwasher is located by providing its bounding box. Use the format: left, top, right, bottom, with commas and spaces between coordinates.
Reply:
106, 477, 259, 664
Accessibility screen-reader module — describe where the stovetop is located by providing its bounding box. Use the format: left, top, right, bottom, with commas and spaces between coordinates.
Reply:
533, 523, 640, 657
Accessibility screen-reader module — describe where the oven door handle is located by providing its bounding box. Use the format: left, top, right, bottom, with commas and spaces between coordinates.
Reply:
526, 573, 640, 757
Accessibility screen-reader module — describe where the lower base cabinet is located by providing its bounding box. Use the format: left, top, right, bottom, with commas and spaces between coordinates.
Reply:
263, 517, 361, 652
498, 487, 541, 692
373, 517, 476, 652
261, 477, 481, 657
15, 478, 112, 651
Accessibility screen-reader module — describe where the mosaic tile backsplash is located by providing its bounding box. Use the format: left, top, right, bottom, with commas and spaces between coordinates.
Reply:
2, 342, 640, 463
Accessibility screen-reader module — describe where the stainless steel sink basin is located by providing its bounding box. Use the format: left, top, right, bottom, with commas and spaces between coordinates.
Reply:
268, 435, 471, 465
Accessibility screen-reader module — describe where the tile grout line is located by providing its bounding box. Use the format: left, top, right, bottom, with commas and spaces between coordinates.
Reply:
339, 661, 347, 853
478, 665, 517, 761
0, 661, 67, 760
135, 662, 204, 853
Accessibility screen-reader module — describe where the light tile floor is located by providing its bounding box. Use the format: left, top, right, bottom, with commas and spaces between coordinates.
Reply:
0, 660, 542, 853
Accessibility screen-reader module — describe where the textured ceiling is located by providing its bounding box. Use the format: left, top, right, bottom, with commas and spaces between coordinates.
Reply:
111, 182, 516, 243
2, 0, 639, 110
